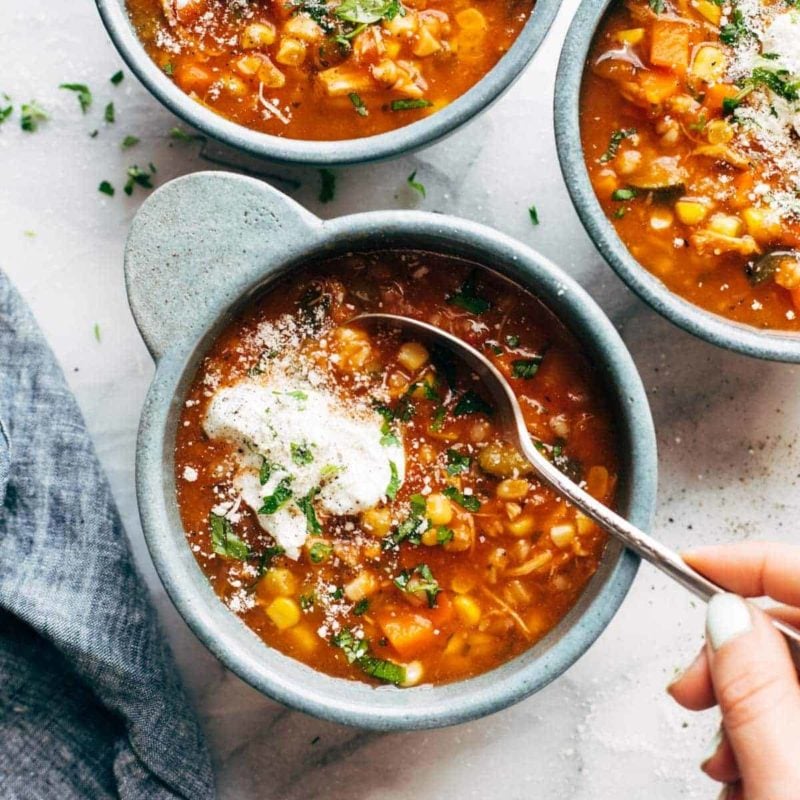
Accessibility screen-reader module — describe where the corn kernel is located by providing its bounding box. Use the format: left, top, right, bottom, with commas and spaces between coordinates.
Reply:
421, 527, 440, 546
706, 119, 734, 144
496, 479, 529, 501
344, 570, 379, 602
693, 0, 721, 24
397, 341, 430, 372
362, 507, 392, 537
451, 573, 476, 594
256, 57, 286, 88
675, 198, 710, 226
401, 660, 425, 686
262, 568, 297, 597
424, 493, 453, 526
241, 22, 277, 49
235, 54, 265, 76
691, 46, 727, 83
452, 594, 482, 626
575, 512, 597, 536
283, 15, 323, 42
412, 25, 442, 56
505, 514, 536, 538
456, 8, 487, 29
742, 207, 781, 243
650, 209, 674, 230
615, 27, 645, 45
708, 213, 743, 237
289, 624, 318, 655
266, 597, 301, 630
550, 523, 576, 549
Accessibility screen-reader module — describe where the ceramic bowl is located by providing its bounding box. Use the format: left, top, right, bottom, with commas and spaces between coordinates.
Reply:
125, 170, 657, 730
96, 0, 561, 167
555, 0, 800, 363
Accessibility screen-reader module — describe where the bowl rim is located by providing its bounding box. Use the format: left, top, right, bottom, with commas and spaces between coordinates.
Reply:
130, 184, 658, 730
554, 0, 800, 363
95, 0, 561, 167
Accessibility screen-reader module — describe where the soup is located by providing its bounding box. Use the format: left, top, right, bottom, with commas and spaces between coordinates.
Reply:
582, 0, 800, 330
174, 251, 618, 686
126, 0, 535, 140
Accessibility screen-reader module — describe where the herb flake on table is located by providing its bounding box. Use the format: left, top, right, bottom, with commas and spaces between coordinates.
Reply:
21, 101, 47, 132
110, 70, 124, 85
123, 164, 156, 196
105, 102, 115, 123
93, 323, 101, 342
0, 96, 12, 125
98, 180, 115, 196
121, 135, 140, 149
319, 168, 336, 203
169, 126, 206, 143
407, 170, 426, 197
528, 204, 539, 226
60, 83, 92, 114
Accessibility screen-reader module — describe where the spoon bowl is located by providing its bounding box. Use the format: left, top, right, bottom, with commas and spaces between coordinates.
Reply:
356, 312, 800, 662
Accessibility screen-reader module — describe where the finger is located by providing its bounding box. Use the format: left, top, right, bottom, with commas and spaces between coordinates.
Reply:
684, 543, 800, 606
701, 727, 740, 785
721, 782, 744, 800
706, 594, 800, 798
668, 647, 716, 710
766, 604, 800, 630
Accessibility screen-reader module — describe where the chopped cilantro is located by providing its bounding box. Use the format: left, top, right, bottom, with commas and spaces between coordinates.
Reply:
430, 405, 447, 432
59, 83, 92, 114
511, 356, 543, 379
612, 188, 637, 202
331, 628, 369, 662
163, 62, 175, 76
353, 598, 369, 615
291, 442, 314, 466
110, 70, 124, 85
598, 128, 637, 163
169, 126, 205, 143
528, 205, 539, 226
121, 135, 140, 149
20, 101, 47, 132
446, 449, 471, 475
447, 275, 491, 315
93, 323, 101, 342
436, 526, 454, 545
649, 0, 665, 11
98, 181, 115, 197
309, 540, 333, 563
258, 477, 293, 514
334, 0, 403, 23
443, 486, 480, 512
300, 593, 315, 611
297, 487, 322, 534
319, 168, 336, 203
720, 9, 750, 45
453, 390, 492, 416
386, 460, 401, 500
259, 458, 273, 485
407, 170, 426, 197
349, 92, 368, 116
359, 656, 405, 684
0, 100, 12, 125
123, 164, 156, 196
209, 512, 249, 560
248, 545, 285, 587
410, 493, 427, 515
384, 512, 424, 549
105, 102, 115, 123
394, 563, 440, 607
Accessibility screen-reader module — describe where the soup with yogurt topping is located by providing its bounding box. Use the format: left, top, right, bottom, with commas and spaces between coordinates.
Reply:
582, 0, 800, 329
175, 251, 619, 686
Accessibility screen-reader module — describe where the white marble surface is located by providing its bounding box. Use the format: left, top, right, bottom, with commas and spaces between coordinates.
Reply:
3, 1, 799, 797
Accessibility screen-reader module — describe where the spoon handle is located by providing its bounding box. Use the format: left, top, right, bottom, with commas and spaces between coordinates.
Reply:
516, 434, 800, 667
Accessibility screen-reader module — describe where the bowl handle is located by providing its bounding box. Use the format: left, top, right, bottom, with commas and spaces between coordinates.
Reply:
124, 171, 322, 361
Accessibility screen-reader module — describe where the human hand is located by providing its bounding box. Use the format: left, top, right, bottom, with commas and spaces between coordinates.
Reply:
668, 542, 800, 800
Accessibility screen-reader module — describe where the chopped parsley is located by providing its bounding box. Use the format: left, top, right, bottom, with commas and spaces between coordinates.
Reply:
436, 526, 454, 545
749, 67, 800, 102
649, 0, 665, 12
163, 62, 175, 76
390, 98, 432, 111
104, 102, 115, 123
528, 205, 539, 226
258, 476, 293, 514
334, 0, 403, 23
384, 511, 425, 549
110, 70, 124, 85
386, 461, 401, 500
331, 629, 406, 685
505, 334, 520, 348
93, 323, 101, 342
300, 593, 316, 611
598, 128, 637, 164
453, 390, 492, 416
0, 98, 12, 125
123, 164, 156, 196
121, 135, 140, 149
511, 356, 543, 379
291, 442, 314, 465
59, 83, 92, 114
209, 512, 249, 560
445, 449, 471, 475
309, 540, 333, 563
720, 8, 750, 46
248, 545, 285, 587
297, 487, 322, 534
443, 486, 481, 512
612, 188, 637, 202
349, 92, 368, 116
20, 101, 47, 132
169, 126, 205, 143
447, 275, 491, 314
407, 170, 426, 197
331, 628, 369, 662
259, 458, 275, 485
98, 181, 115, 197
319, 168, 336, 203
410, 493, 427, 515
394, 563, 440, 607
353, 598, 369, 615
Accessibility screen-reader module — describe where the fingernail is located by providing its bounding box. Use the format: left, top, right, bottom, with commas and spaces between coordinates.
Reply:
701, 727, 723, 768
716, 785, 731, 800
667, 649, 704, 693
707, 593, 752, 651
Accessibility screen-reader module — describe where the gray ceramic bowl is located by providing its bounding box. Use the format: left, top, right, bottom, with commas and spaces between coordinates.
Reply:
126, 171, 657, 730
96, 0, 560, 166
555, 0, 800, 363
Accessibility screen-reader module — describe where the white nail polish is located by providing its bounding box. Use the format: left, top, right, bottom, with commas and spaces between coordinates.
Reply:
707, 593, 752, 651
701, 727, 723, 766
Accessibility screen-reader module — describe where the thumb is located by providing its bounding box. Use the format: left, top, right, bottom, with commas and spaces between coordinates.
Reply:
706, 593, 800, 800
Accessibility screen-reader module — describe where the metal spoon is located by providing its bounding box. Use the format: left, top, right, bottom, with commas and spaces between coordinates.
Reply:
356, 312, 800, 661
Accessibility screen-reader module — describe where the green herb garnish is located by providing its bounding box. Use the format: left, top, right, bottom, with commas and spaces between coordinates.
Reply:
111, 70, 124, 85
20, 101, 47, 132
169, 126, 206, 143
0, 99, 12, 125
349, 92, 368, 116
123, 164, 156, 196
105, 102, 115, 123
353, 598, 369, 615
297, 487, 322, 534
334, 0, 403, 23
60, 83, 92, 114
93, 323, 101, 342
258, 477, 293, 515
453, 390, 492, 416
443, 486, 480, 512
390, 98, 433, 111
505, 334, 520, 348
121, 134, 140, 149
291, 442, 314, 466
720, 8, 749, 45
98, 181, 115, 197
436, 526, 454, 545
300, 593, 316, 611
528, 205, 539, 226
599, 128, 637, 164
447, 275, 491, 314
331, 629, 406, 685
394, 563, 440, 607
511, 356, 543, 379
446, 449, 471, 475
386, 461, 401, 500
407, 170, 426, 197
649, 0, 665, 12
612, 188, 637, 202
209, 512, 250, 560
309, 540, 333, 563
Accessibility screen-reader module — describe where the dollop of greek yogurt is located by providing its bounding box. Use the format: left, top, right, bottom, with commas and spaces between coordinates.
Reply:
204, 378, 404, 559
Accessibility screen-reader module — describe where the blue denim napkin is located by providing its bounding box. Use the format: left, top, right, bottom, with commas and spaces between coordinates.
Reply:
0, 272, 215, 799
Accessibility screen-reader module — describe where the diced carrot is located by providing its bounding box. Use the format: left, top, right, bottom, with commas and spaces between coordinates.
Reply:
650, 20, 690, 71
637, 70, 680, 104
703, 83, 739, 113
426, 591, 454, 628
377, 611, 437, 659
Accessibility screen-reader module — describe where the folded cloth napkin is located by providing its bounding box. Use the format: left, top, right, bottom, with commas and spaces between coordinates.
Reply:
0, 272, 215, 800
